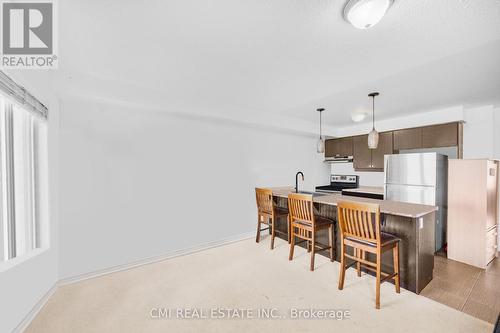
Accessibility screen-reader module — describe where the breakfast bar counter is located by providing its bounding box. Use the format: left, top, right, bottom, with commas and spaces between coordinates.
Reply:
271, 187, 437, 218
268, 186, 438, 294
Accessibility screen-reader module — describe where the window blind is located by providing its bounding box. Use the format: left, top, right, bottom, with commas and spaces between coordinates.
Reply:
0, 71, 48, 119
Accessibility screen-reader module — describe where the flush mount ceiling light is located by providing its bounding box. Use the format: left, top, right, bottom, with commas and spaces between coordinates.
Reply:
351, 110, 369, 122
344, 0, 393, 29
316, 108, 325, 154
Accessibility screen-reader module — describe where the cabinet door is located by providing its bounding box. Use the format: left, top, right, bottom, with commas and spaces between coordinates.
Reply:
394, 128, 422, 150
325, 137, 353, 157
338, 137, 353, 156
422, 123, 458, 148
353, 135, 372, 169
371, 132, 394, 169
325, 139, 336, 157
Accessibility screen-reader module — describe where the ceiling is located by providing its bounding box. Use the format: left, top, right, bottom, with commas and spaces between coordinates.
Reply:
52, 0, 500, 129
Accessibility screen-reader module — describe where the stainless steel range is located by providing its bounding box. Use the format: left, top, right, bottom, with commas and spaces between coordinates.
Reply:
315, 175, 359, 193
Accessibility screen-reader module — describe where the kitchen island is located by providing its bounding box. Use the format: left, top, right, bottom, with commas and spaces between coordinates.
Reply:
269, 187, 438, 294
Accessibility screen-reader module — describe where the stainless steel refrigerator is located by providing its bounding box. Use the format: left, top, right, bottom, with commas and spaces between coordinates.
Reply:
384, 153, 448, 252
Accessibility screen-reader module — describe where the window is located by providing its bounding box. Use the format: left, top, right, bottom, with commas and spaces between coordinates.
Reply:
0, 93, 47, 263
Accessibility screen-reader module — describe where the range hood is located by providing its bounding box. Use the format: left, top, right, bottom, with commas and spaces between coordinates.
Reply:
324, 155, 354, 163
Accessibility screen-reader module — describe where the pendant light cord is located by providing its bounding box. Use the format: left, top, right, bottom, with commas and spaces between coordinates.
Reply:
319, 111, 322, 139
372, 96, 375, 130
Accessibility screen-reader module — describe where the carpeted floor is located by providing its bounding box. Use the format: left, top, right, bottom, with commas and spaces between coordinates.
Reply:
26, 237, 493, 333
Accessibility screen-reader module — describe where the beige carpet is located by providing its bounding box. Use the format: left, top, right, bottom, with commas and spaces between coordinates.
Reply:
26, 237, 493, 333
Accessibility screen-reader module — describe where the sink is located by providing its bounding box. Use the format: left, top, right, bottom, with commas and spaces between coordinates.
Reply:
296, 191, 328, 197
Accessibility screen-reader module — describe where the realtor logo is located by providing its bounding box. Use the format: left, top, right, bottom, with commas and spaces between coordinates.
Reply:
1, 0, 57, 68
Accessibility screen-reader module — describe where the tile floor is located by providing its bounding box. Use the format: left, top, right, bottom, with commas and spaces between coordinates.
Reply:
421, 255, 500, 324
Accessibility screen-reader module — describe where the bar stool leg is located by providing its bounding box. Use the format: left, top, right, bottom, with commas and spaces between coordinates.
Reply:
287, 215, 291, 244
328, 225, 334, 262
256, 214, 261, 243
356, 249, 361, 277
270, 217, 275, 250
375, 251, 381, 309
288, 227, 295, 260
338, 240, 346, 290
310, 232, 316, 271
393, 243, 400, 293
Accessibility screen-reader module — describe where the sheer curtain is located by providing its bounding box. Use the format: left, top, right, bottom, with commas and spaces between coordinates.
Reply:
0, 94, 46, 261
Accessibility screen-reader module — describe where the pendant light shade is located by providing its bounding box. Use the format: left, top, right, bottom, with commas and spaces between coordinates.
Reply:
316, 108, 325, 153
368, 128, 379, 149
317, 137, 325, 154
367, 92, 379, 149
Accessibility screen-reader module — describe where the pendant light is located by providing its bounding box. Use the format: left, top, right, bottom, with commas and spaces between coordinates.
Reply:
316, 108, 325, 153
367, 92, 379, 149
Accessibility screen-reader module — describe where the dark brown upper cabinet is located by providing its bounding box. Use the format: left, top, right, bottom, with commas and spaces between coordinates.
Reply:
325, 137, 353, 158
393, 128, 423, 150
353, 135, 372, 169
353, 132, 393, 171
422, 123, 458, 148
325, 121, 460, 172
371, 132, 394, 169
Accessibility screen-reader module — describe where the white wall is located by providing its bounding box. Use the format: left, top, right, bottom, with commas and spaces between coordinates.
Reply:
492, 107, 500, 159
58, 98, 329, 279
0, 72, 59, 333
463, 105, 496, 159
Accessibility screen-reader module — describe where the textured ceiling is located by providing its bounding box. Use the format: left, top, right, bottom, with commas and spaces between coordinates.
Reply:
53, 0, 500, 129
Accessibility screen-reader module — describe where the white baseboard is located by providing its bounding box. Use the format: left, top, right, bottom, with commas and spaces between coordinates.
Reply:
58, 231, 254, 286
14, 231, 255, 332
13, 283, 58, 333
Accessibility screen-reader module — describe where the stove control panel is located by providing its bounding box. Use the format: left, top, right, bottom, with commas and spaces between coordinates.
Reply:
331, 175, 358, 184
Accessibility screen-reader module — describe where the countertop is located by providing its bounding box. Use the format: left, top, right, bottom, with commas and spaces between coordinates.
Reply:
271, 187, 437, 218
341, 186, 384, 195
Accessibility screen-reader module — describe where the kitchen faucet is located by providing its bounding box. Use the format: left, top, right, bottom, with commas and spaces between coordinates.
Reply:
295, 172, 304, 193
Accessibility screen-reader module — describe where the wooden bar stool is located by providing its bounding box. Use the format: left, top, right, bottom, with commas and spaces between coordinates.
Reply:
288, 193, 334, 271
255, 188, 290, 249
337, 200, 400, 309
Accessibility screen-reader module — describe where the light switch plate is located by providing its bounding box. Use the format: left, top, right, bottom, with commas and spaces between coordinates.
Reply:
419, 218, 423, 229
490, 168, 496, 176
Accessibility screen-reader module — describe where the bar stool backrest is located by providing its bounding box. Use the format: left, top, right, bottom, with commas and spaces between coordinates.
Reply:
288, 193, 315, 228
337, 201, 381, 245
255, 188, 273, 215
